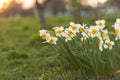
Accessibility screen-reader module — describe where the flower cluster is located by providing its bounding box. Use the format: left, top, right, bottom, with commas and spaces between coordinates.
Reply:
39, 19, 120, 51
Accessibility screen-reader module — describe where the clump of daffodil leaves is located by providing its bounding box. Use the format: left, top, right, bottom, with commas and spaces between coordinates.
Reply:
39, 19, 120, 78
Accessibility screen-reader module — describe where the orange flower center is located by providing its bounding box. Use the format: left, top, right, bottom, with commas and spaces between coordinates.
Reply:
72, 25, 77, 30
80, 28, 84, 32
49, 38, 55, 43
98, 40, 102, 46
115, 29, 120, 36
98, 22, 103, 27
68, 31, 73, 36
55, 30, 62, 35
102, 32, 107, 38
41, 33, 46, 39
92, 29, 98, 35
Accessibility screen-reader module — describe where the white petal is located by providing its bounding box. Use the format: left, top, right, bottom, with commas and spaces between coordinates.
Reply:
70, 22, 75, 25
99, 46, 103, 51
104, 44, 108, 49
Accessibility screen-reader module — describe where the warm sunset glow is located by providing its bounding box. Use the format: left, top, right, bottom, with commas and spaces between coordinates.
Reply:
22, 0, 35, 9
0, 0, 108, 12
0, 0, 10, 3
80, 0, 108, 7
0, 0, 11, 12
0, 0, 35, 10
0, 3, 4, 9
38, 0, 44, 4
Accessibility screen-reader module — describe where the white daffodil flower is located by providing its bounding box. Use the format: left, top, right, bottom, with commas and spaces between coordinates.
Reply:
113, 19, 120, 38
65, 28, 76, 38
98, 38, 103, 51
46, 37, 58, 44
116, 19, 120, 26
96, 20, 105, 30
64, 35, 72, 42
89, 26, 100, 38
104, 39, 115, 50
53, 26, 64, 37
114, 28, 120, 40
63, 28, 76, 42
101, 29, 109, 40
39, 30, 50, 39
69, 22, 81, 33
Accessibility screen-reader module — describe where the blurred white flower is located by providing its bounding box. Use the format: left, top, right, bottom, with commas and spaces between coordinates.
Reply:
39, 30, 50, 39
64, 35, 72, 42
46, 37, 58, 44
98, 38, 103, 51
63, 28, 76, 42
104, 39, 115, 50
79, 24, 86, 33
116, 19, 120, 26
96, 20, 105, 30
53, 26, 64, 37
65, 28, 76, 38
79, 24, 90, 38
101, 29, 109, 40
69, 22, 81, 33
89, 26, 100, 38
114, 21, 120, 40
114, 28, 120, 40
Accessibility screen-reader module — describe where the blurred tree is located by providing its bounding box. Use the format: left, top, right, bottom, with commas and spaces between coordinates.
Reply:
35, 0, 51, 28
70, 0, 82, 23
106, 0, 120, 13
107, 0, 120, 8
51, 0, 66, 16
113, 0, 120, 8
7, 0, 22, 17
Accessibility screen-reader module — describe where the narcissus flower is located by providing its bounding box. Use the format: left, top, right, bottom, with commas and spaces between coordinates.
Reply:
116, 19, 120, 26
98, 38, 103, 51
79, 24, 90, 36
63, 28, 76, 42
115, 29, 120, 35
104, 39, 115, 50
114, 28, 120, 38
46, 37, 58, 44
64, 35, 72, 42
39, 30, 50, 39
65, 28, 76, 38
39, 19, 118, 51
101, 29, 109, 40
89, 26, 100, 38
114, 21, 120, 40
69, 22, 81, 32
53, 26, 64, 37
96, 20, 105, 30
79, 24, 87, 33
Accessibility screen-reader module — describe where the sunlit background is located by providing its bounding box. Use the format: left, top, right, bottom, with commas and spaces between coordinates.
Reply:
0, 0, 119, 18
0, 0, 107, 10
0, 0, 34, 10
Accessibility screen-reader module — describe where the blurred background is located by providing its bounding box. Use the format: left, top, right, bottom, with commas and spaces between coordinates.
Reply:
0, 0, 120, 27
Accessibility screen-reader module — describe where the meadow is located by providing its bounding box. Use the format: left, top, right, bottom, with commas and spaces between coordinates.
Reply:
0, 14, 120, 80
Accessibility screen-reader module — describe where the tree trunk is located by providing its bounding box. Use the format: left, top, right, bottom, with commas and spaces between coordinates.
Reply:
39, 9, 46, 27
35, 0, 51, 28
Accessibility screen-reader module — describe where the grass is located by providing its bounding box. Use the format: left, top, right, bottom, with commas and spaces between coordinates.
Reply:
0, 16, 74, 80
0, 14, 120, 80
